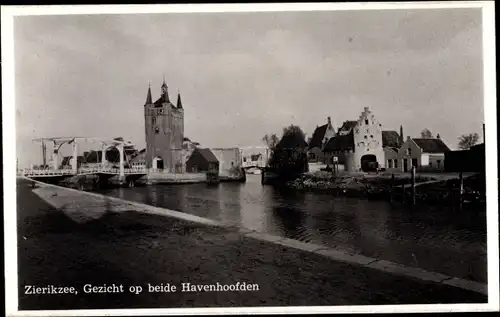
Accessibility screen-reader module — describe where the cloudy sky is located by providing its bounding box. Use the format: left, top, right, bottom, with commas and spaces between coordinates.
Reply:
14, 8, 484, 167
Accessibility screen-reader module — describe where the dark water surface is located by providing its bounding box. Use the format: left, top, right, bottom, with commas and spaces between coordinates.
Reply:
96, 175, 487, 283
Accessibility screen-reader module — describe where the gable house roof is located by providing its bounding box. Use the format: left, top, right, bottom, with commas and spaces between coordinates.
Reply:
412, 138, 451, 153
196, 148, 219, 163
382, 131, 401, 148
322, 132, 355, 152
338, 120, 358, 134
308, 124, 328, 149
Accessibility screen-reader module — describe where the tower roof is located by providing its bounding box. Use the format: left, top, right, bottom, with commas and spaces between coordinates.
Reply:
145, 84, 152, 105
177, 90, 183, 109
161, 74, 168, 88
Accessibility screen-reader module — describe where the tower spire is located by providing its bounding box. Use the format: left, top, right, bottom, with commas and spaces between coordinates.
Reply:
160, 74, 169, 102
145, 82, 152, 105
176, 89, 183, 109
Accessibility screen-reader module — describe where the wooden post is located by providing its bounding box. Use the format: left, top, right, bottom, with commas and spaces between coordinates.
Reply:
402, 183, 405, 204
390, 173, 395, 203
411, 166, 416, 206
459, 171, 464, 211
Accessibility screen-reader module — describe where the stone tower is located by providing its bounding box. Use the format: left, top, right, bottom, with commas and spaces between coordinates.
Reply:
144, 78, 184, 172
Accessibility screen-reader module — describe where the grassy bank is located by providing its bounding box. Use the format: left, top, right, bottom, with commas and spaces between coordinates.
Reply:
284, 171, 485, 208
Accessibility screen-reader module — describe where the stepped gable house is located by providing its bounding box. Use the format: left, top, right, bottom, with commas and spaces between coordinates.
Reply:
143, 78, 185, 172
321, 107, 403, 172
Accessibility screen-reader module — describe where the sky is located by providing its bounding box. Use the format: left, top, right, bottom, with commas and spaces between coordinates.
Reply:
13, 8, 484, 168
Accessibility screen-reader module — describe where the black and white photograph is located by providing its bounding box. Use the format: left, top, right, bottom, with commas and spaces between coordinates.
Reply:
2, 2, 498, 315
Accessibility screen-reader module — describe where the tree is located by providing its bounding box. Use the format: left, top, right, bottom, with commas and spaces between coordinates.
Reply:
420, 128, 433, 139
262, 133, 279, 150
268, 125, 309, 180
458, 133, 480, 150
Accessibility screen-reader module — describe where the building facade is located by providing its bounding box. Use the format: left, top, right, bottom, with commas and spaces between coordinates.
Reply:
211, 148, 242, 176
396, 137, 450, 172
323, 107, 387, 172
144, 79, 184, 172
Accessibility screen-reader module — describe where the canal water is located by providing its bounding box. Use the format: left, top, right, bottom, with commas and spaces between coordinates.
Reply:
96, 174, 487, 283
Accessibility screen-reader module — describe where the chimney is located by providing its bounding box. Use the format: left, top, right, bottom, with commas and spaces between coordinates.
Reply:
436, 133, 440, 139
399, 125, 404, 145
327, 116, 332, 126
483, 123, 485, 143
364, 107, 369, 112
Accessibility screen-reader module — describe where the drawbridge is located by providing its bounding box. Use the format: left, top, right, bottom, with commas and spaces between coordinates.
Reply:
19, 136, 146, 187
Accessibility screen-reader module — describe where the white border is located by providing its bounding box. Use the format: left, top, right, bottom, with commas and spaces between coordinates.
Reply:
2, 2, 498, 316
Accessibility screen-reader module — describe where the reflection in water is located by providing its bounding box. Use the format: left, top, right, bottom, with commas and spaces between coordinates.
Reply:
96, 174, 486, 282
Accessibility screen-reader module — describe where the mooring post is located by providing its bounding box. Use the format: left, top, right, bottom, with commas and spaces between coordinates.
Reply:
459, 171, 464, 212
411, 166, 416, 206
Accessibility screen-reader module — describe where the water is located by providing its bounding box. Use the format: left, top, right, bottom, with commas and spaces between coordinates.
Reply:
96, 174, 487, 282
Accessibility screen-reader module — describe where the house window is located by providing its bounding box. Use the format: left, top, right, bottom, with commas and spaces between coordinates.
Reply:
388, 160, 393, 168
437, 160, 441, 168
407, 148, 412, 156
365, 119, 369, 125
429, 162, 433, 167
364, 135, 367, 139
155, 127, 159, 134
394, 159, 398, 168
159, 109, 163, 114
152, 117, 156, 125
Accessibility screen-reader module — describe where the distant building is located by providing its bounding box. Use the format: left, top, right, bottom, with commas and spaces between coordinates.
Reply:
211, 148, 242, 176
144, 78, 184, 172
60, 156, 86, 169
128, 149, 147, 168
307, 116, 336, 163
322, 107, 401, 172
182, 137, 200, 151
186, 148, 219, 174
243, 153, 267, 168
393, 136, 451, 172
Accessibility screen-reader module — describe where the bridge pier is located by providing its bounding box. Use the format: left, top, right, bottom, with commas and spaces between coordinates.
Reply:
118, 144, 125, 184
52, 151, 59, 170
72, 141, 78, 174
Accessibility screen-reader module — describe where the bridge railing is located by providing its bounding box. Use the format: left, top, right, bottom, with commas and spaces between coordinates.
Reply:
20, 169, 75, 176
79, 167, 147, 174
20, 166, 148, 177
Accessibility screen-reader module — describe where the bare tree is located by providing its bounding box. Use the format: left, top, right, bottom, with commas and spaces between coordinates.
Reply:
458, 133, 480, 150
262, 133, 279, 149
420, 128, 433, 139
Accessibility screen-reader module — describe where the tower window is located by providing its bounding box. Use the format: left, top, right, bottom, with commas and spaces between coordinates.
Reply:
152, 117, 157, 125
365, 119, 369, 125
364, 135, 367, 139
155, 127, 159, 134
370, 135, 373, 138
